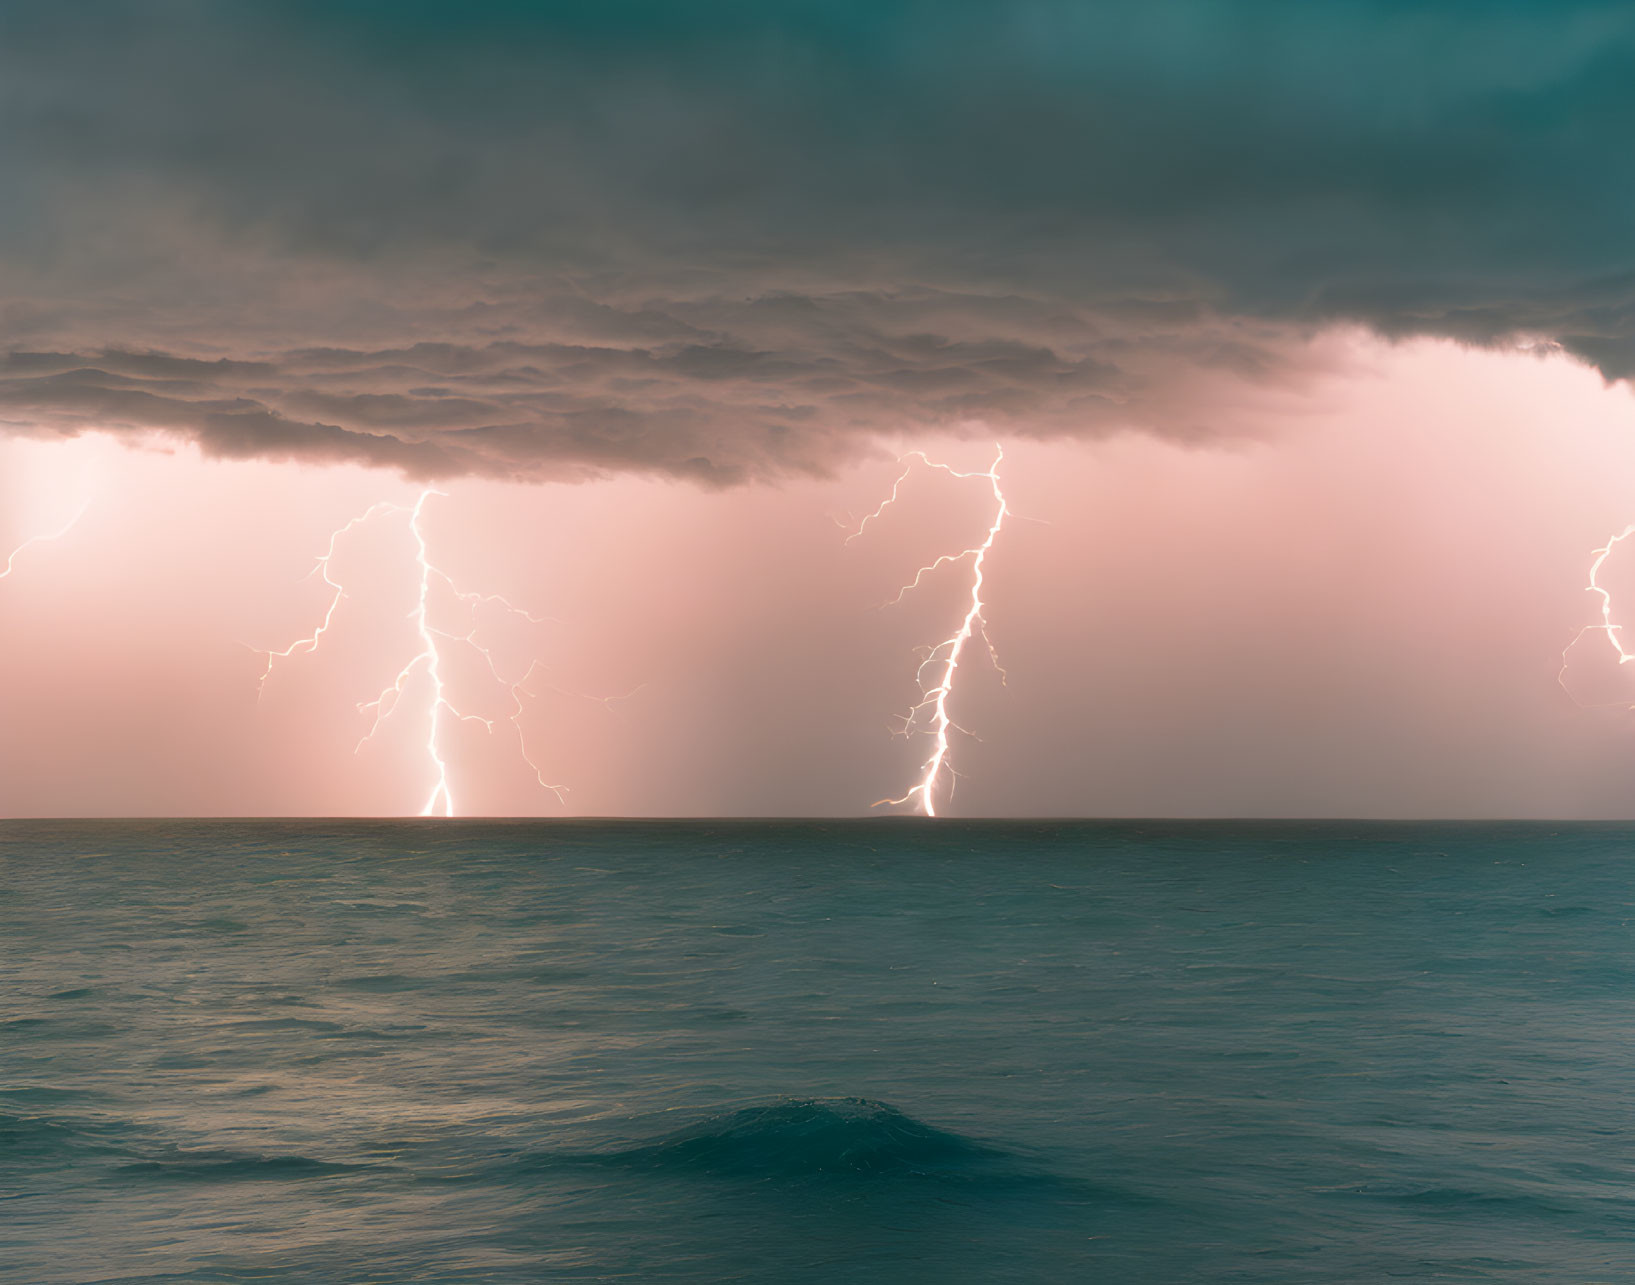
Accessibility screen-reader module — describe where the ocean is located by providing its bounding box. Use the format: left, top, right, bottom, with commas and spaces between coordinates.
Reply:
2, 819, 1632, 1283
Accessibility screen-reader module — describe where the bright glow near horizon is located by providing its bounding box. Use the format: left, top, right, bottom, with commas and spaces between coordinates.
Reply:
5, 334, 1635, 818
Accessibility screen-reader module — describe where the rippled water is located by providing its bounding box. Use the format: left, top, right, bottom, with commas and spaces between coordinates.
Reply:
3, 819, 1634, 1282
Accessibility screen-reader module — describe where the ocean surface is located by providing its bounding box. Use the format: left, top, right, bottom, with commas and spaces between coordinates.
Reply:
3, 820, 1634, 1283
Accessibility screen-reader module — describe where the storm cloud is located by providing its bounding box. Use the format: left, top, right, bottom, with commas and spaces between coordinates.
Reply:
1, 0, 1631, 480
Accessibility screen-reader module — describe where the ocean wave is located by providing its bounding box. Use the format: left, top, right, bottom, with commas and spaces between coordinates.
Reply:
1340, 1180, 1572, 1218
561, 1097, 1029, 1181
2, 1108, 371, 1186
113, 1148, 372, 1182
0, 1017, 117, 1040
0, 1110, 115, 1163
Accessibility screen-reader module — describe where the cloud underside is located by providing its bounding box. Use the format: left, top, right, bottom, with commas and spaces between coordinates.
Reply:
1, 1, 1632, 481
0, 299, 1341, 484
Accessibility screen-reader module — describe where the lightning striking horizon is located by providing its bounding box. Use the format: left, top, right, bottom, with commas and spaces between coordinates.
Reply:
851, 445, 1010, 817
1558, 523, 1635, 707
256, 488, 566, 816
1, 503, 88, 582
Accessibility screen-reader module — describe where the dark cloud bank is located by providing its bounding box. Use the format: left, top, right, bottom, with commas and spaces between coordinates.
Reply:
1, 0, 1632, 482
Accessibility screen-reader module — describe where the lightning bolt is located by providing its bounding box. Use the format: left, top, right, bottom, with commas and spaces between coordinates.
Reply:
851, 445, 1010, 817
257, 487, 566, 816
253, 500, 409, 695
1558, 523, 1635, 706
0, 503, 87, 581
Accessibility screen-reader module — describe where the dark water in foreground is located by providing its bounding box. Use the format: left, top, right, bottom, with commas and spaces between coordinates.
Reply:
3, 820, 1634, 1283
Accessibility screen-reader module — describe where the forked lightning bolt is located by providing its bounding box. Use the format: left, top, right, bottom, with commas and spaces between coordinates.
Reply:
1559, 523, 1635, 706
253, 500, 408, 694
256, 488, 564, 816
1, 503, 87, 581
851, 445, 1009, 817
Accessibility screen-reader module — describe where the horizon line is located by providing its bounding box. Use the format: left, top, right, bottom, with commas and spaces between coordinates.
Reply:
1, 815, 1631, 826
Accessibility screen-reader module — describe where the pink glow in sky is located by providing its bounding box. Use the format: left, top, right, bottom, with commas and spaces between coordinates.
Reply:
4, 333, 1635, 818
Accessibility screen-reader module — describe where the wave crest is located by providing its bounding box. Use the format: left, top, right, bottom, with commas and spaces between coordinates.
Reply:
597, 1097, 1010, 1179
115, 1148, 368, 1182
